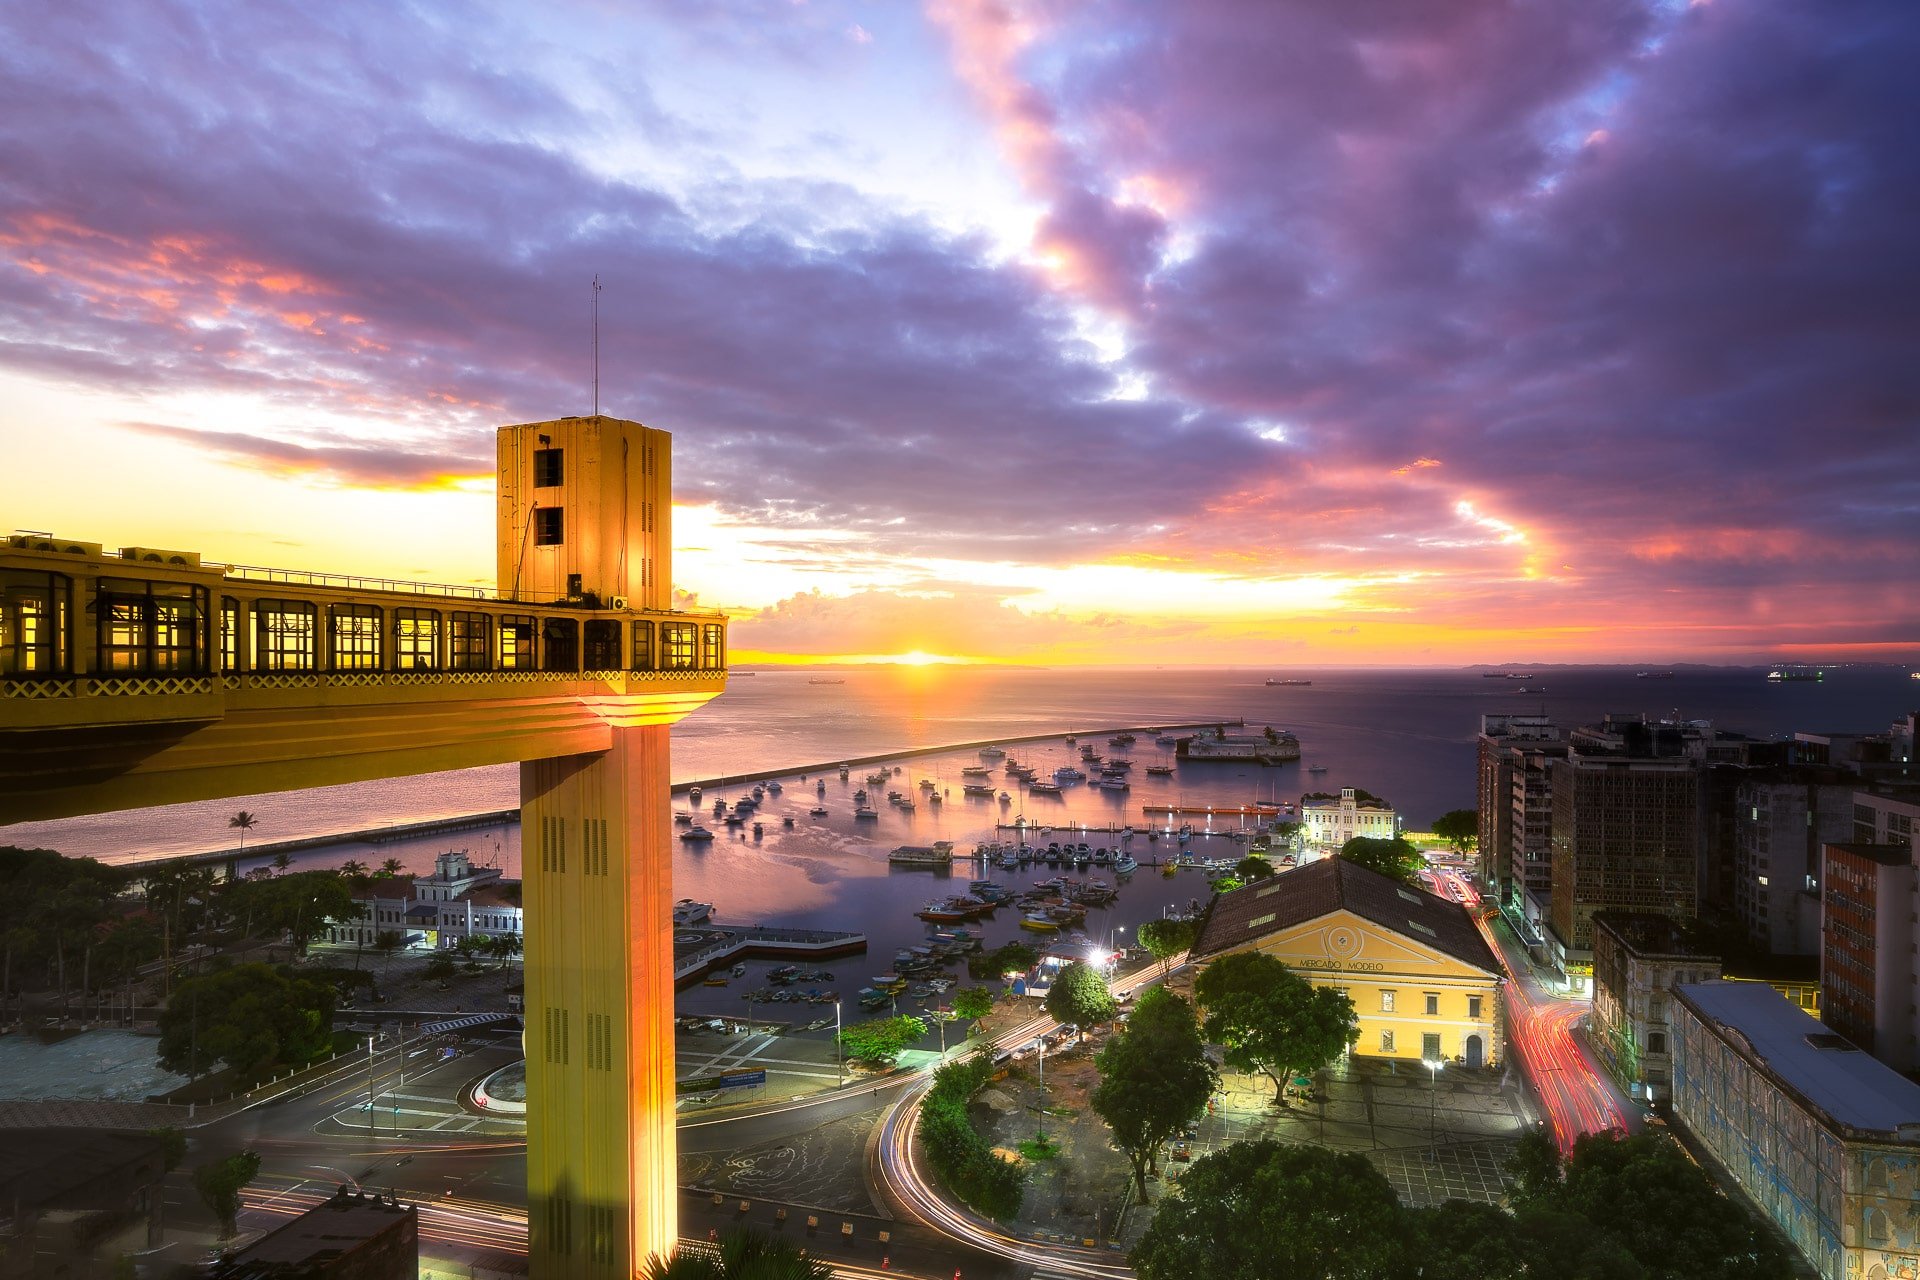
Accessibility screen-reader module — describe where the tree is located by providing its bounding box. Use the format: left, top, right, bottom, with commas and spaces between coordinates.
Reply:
424, 953, 458, 982
1546, 1131, 1793, 1280
1432, 809, 1479, 856
377, 857, 405, 878
227, 811, 259, 857
159, 964, 335, 1080
193, 1150, 262, 1239
1044, 960, 1116, 1030
1193, 951, 1357, 1103
1233, 855, 1274, 881
838, 1014, 926, 1066
1338, 835, 1423, 884
1092, 988, 1217, 1194
339, 859, 369, 880
640, 1227, 834, 1280
221, 870, 357, 955
1399, 1200, 1528, 1280
969, 940, 1039, 980
1137, 917, 1196, 974
371, 929, 406, 979
1131, 1140, 1402, 1280
488, 931, 523, 969
952, 987, 993, 1021
272, 851, 292, 873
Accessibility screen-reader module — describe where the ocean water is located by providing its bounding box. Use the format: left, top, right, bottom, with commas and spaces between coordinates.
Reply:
5, 665, 1911, 1017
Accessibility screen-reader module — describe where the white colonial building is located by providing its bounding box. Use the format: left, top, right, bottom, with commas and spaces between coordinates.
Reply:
325, 849, 523, 952
1301, 787, 1399, 857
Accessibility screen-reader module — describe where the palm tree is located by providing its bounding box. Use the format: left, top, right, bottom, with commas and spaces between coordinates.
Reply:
640, 1229, 834, 1280
378, 857, 405, 878
339, 859, 368, 879
272, 851, 292, 873
228, 811, 259, 856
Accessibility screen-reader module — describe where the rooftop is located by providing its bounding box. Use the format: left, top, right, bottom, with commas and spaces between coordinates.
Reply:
1824, 841, 1913, 868
1192, 857, 1500, 976
221, 1186, 415, 1267
1675, 981, 1920, 1138
1591, 911, 1717, 960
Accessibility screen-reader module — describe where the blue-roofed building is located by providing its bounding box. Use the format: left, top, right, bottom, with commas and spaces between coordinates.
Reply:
1672, 980, 1920, 1280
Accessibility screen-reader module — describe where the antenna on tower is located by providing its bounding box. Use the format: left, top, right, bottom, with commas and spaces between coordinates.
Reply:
591, 274, 603, 417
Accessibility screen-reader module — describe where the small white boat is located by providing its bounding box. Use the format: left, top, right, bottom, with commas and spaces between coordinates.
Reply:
855, 806, 879, 819
681, 826, 716, 842
810, 805, 829, 817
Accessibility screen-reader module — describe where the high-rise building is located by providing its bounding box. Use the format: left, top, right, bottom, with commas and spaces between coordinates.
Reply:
1731, 770, 1856, 955
1547, 715, 1705, 984
1475, 714, 1561, 909
1853, 790, 1920, 848
1820, 841, 1918, 1073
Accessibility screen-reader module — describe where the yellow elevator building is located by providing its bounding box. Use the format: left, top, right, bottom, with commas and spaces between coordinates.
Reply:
1, 414, 724, 1277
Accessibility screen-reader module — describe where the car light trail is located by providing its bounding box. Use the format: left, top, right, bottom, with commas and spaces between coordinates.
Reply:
1434, 868, 1631, 1153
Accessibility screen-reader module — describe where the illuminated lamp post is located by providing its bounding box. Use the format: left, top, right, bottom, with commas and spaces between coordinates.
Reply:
1426, 1056, 1445, 1159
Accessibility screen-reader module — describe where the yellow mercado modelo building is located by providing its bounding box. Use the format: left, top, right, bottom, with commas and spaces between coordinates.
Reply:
1191, 858, 1505, 1069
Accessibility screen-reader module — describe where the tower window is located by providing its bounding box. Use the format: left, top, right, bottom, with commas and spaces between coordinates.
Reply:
533, 448, 564, 488
534, 508, 564, 546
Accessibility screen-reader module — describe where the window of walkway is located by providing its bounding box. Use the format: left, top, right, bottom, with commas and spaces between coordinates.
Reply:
395, 608, 441, 671
0, 570, 68, 676
540, 617, 578, 672
97, 579, 206, 675
451, 611, 490, 671
500, 616, 535, 669
630, 620, 653, 671
584, 619, 621, 671
330, 604, 383, 671
702, 623, 725, 670
661, 622, 696, 669
255, 600, 317, 671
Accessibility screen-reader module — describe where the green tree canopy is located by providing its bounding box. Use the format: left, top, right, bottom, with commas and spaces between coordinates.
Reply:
1131, 1140, 1402, 1280
1399, 1200, 1528, 1280
159, 963, 335, 1080
1044, 960, 1117, 1030
1232, 855, 1275, 881
220, 870, 357, 951
1338, 835, 1423, 884
1137, 917, 1196, 972
1536, 1132, 1793, 1280
194, 1150, 262, 1239
838, 1014, 926, 1066
1092, 988, 1217, 1195
1432, 809, 1479, 855
640, 1228, 834, 1280
1193, 951, 1357, 1102
951, 987, 993, 1020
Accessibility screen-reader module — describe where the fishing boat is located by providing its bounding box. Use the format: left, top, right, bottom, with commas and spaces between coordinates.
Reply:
1020, 913, 1061, 933
978, 745, 1007, 759
731, 962, 747, 977
689, 786, 702, 801
809, 805, 829, 817
1114, 853, 1139, 874
680, 825, 716, 842
1146, 764, 1175, 776
1029, 781, 1063, 795
854, 806, 879, 819
1053, 766, 1086, 783
1098, 778, 1130, 791
961, 765, 994, 778
963, 783, 996, 797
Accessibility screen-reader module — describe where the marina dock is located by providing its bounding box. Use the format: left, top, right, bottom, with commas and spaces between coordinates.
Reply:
672, 924, 868, 985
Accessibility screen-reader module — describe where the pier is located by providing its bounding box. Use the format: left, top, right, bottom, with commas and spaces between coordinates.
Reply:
672, 924, 868, 985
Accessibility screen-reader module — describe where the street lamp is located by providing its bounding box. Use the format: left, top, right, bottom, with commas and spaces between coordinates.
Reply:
1426, 1057, 1445, 1159
833, 999, 844, 1088
366, 1032, 377, 1137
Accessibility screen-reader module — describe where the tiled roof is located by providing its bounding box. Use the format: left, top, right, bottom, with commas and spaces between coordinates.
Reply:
1191, 857, 1500, 976
460, 883, 521, 909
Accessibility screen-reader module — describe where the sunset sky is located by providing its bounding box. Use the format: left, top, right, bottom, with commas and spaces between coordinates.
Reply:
2, 1, 1915, 666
